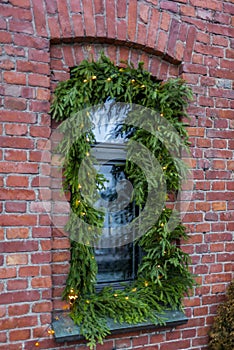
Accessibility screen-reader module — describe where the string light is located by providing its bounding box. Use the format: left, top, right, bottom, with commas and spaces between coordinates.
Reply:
161, 223, 164, 227
125, 296, 129, 300
78, 184, 82, 189
144, 281, 149, 287
86, 299, 90, 304
83, 79, 88, 83
131, 287, 137, 292
114, 293, 118, 297
92, 75, 97, 80
160, 113, 164, 117
86, 152, 90, 157
141, 84, 145, 88
131, 79, 135, 83
106, 77, 112, 82
162, 166, 167, 170
75, 199, 80, 206
68, 288, 79, 306
35, 342, 40, 347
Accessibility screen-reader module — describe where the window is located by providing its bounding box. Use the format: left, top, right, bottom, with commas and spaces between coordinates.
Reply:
91, 139, 141, 288
89, 101, 142, 288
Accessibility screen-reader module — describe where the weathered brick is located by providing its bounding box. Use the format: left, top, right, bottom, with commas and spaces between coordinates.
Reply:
8, 19, 34, 34
31, 0, 47, 37
9, 329, 30, 341
6, 254, 28, 265
4, 71, 26, 85
6, 227, 29, 239
57, 0, 73, 37
127, 0, 137, 41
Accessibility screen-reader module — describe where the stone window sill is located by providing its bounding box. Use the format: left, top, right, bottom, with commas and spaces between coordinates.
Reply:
52, 310, 188, 343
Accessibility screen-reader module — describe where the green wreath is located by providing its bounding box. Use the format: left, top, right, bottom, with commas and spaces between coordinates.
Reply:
50, 54, 195, 349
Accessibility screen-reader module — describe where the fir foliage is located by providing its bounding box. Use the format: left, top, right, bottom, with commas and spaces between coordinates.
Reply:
50, 54, 195, 349
209, 280, 234, 350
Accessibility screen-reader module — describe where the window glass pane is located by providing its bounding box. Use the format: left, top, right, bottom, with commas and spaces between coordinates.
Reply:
94, 163, 139, 284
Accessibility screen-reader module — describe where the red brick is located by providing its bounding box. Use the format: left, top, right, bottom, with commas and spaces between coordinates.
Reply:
190, 0, 222, 11
5, 202, 27, 213
61, 45, 74, 68
0, 267, 16, 279
9, 19, 34, 34
0, 331, 6, 343
226, 49, 234, 59
106, 0, 116, 38
137, 22, 147, 46
115, 338, 131, 348
117, 0, 127, 18
0, 31, 12, 43
31, 0, 47, 37
72, 14, 84, 37
167, 18, 180, 58
7, 279, 28, 290
2, 240, 38, 253
8, 0, 30, 7
6, 227, 29, 239
30, 126, 51, 138
182, 63, 207, 75
160, 12, 170, 31
17, 60, 50, 75
127, 0, 137, 41
70, 0, 82, 12
5, 46, 25, 57
29, 100, 50, 113
32, 301, 52, 313
96, 15, 106, 37
160, 0, 178, 13
5, 150, 27, 161
0, 110, 36, 123
0, 59, 15, 70
180, 5, 196, 16
32, 227, 51, 238
28, 74, 50, 88
6, 254, 28, 265
1, 214, 37, 227
57, 0, 73, 37
184, 26, 197, 62
4, 71, 26, 85
5, 123, 28, 136
0, 189, 35, 200
31, 276, 52, 288
19, 266, 40, 277
14, 33, 48, 49
28, 48, 50, 63
160, 340, 191, 350
4, 96, 27, 111
48, 16, 61, 39
9, 329, 30, 341
31, 252, 51, 264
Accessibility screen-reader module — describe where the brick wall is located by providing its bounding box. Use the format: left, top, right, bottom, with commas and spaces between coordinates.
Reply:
0, 1, 233, 349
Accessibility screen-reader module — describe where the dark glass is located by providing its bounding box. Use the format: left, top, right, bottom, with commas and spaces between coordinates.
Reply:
94, 162, 139, 285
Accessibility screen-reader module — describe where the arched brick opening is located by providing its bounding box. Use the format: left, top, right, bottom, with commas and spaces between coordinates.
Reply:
1, 0, 233, 349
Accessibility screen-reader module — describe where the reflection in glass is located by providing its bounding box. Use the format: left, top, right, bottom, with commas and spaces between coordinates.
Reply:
94, 163, 140, 284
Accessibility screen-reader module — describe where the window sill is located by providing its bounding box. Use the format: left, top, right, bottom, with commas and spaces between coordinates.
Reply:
52, 310, 188, 343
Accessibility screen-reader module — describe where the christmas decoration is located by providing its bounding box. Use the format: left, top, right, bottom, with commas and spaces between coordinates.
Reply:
50, 54, 195, 349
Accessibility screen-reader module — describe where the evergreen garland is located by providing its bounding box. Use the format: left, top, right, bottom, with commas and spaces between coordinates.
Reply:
50, 54, 195, 349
